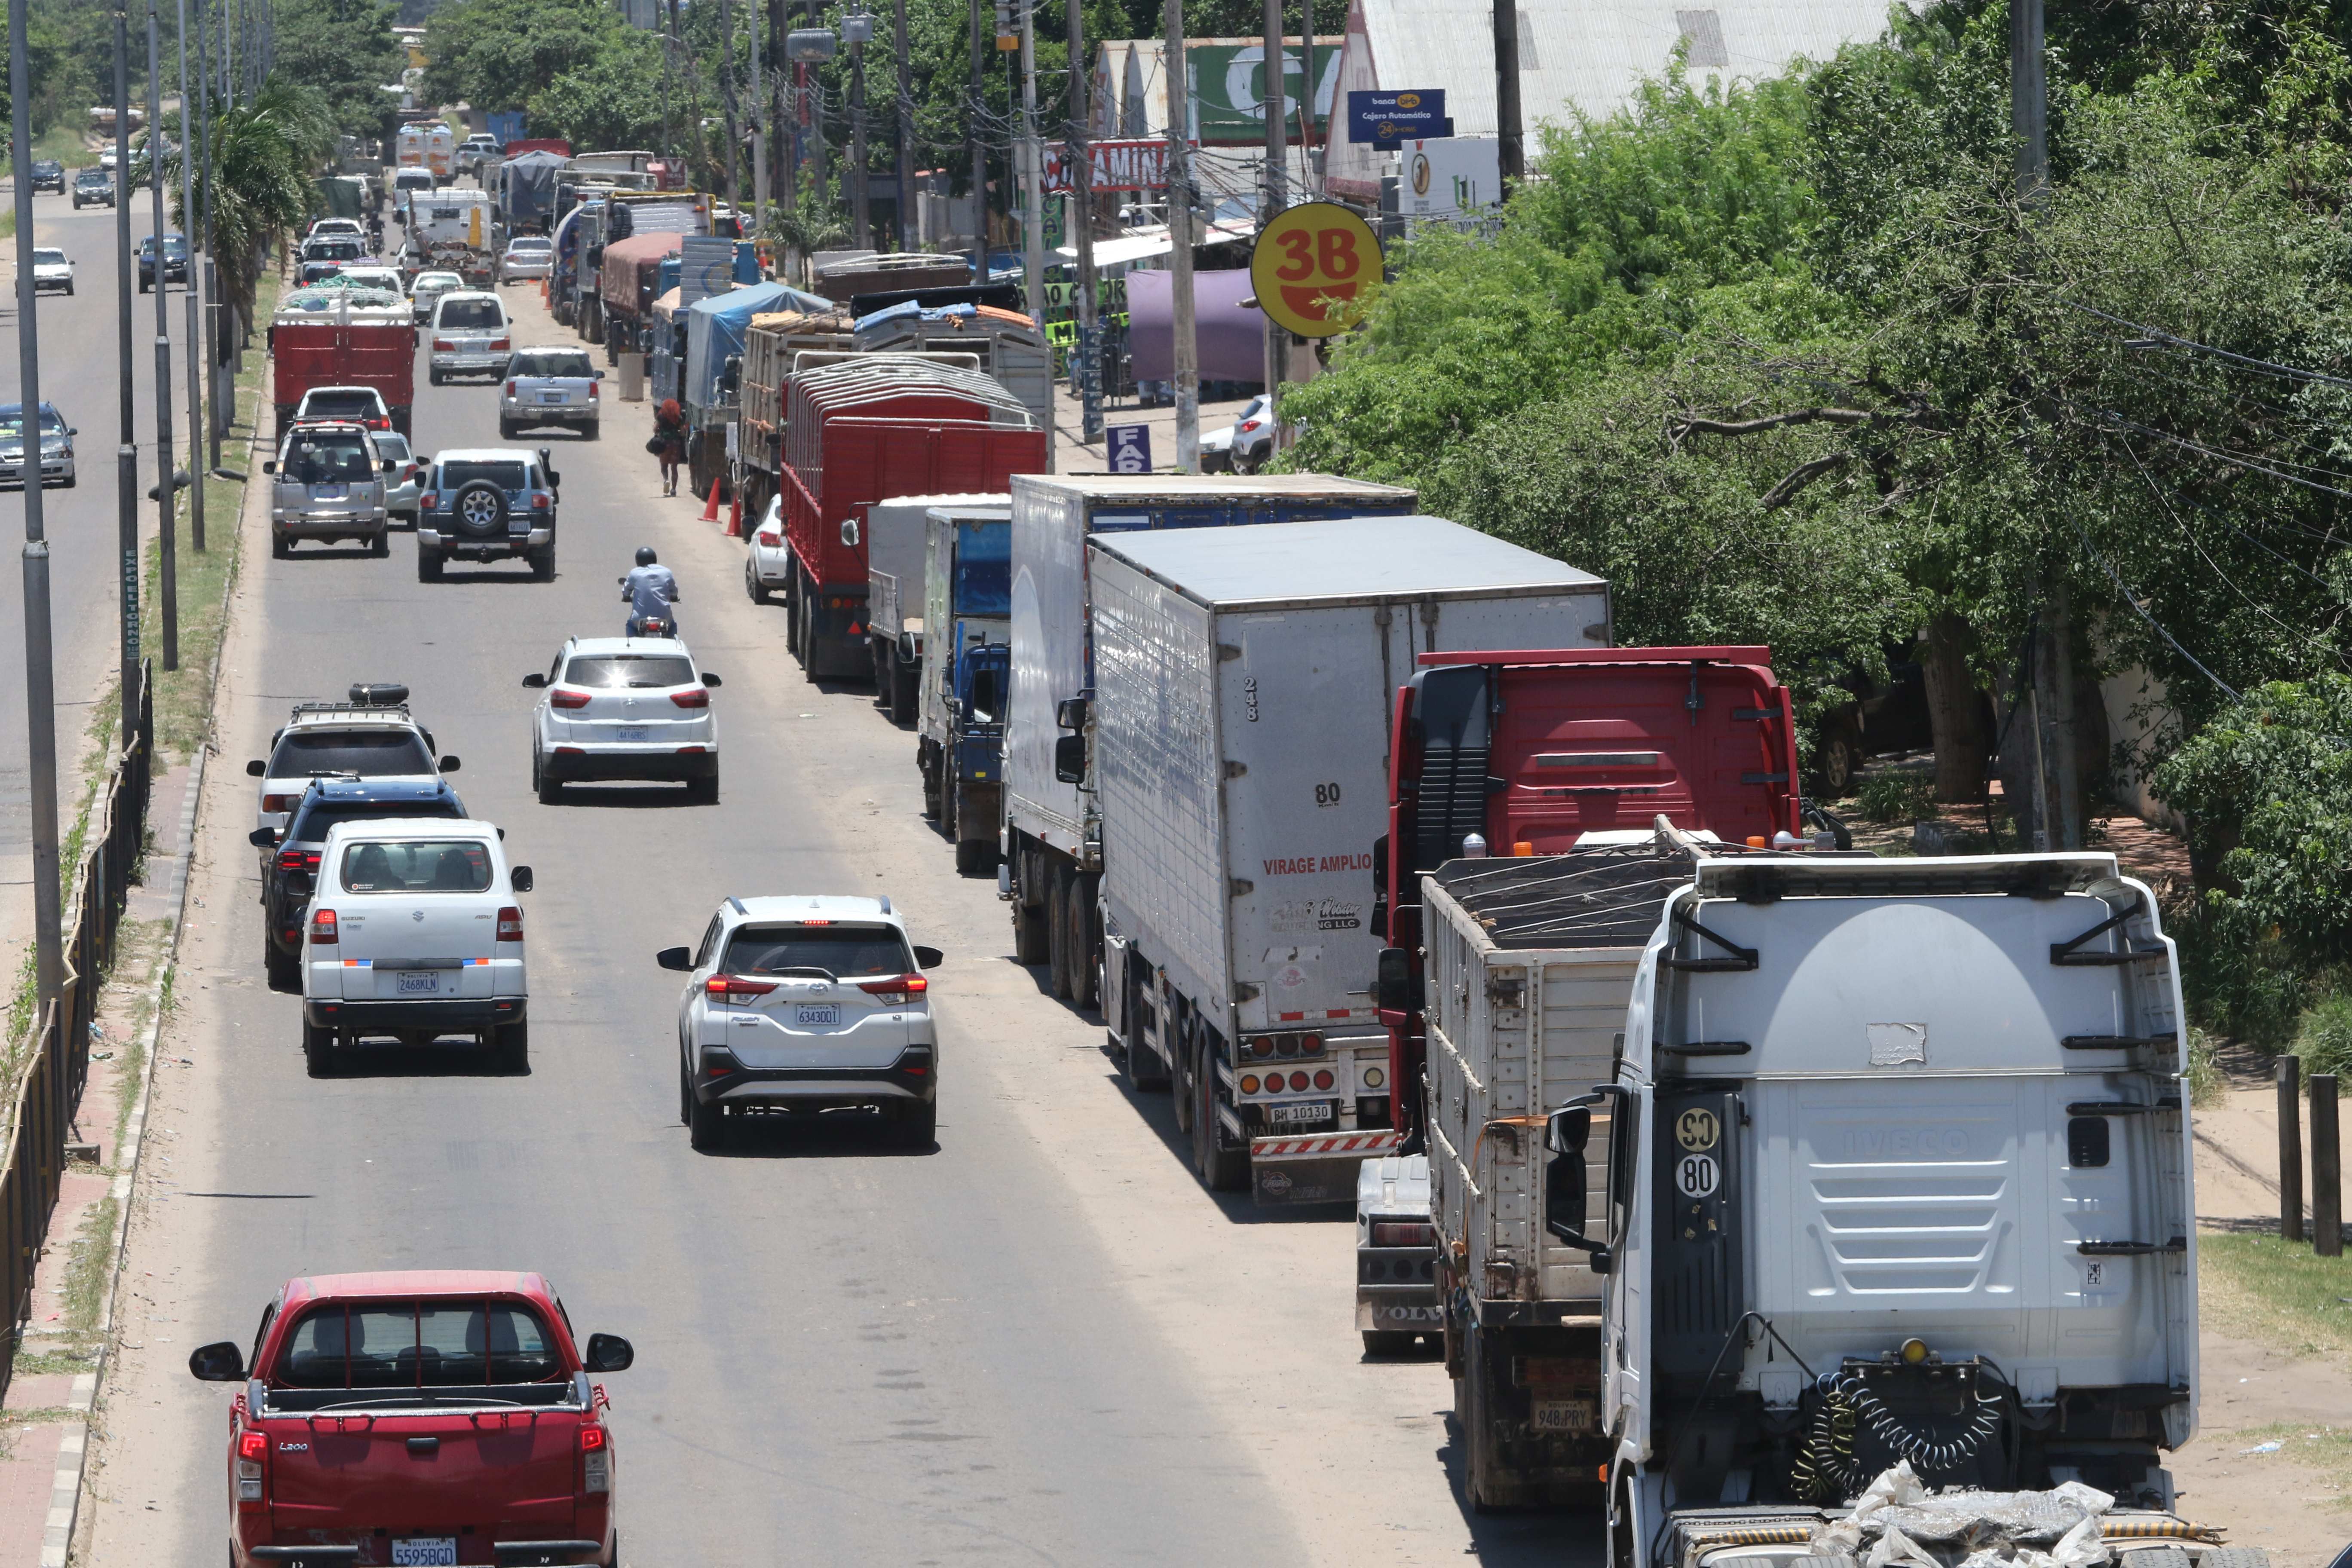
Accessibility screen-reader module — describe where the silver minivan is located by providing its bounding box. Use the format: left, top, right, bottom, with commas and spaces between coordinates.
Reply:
263, 421, 392, 557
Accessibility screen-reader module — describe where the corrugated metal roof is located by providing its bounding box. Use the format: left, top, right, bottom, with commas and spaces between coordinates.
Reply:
1093, 515, 1603, 604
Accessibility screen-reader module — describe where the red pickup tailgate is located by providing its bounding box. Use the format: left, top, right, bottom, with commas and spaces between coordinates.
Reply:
264, 1410, 583, 1536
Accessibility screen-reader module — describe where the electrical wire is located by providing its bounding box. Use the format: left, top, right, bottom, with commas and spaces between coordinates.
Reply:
2061, 299, 2352, 392
2068, 513, 2243, 702
2118, 437, 2345, 650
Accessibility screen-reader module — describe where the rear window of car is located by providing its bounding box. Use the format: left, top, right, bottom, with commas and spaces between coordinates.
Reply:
300, 390, 378, 416
509, 239, 551, 252
373, 433, 412, 463
268, 728, 434, 778
510, 350, 593, 377
279, 432, 375, 481
32, 250, 65, 267
338, 839, 493, 892
437, 459, 530, 491
287, 796, 462, 843
720, 923, 913, 980
437, 298, 504, 330
275, 1300, 561, 1388
415, 273, 461, 290
563, 654, 693, 689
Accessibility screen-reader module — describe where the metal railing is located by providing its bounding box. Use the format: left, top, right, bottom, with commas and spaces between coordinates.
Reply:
0, 662, 155, 1395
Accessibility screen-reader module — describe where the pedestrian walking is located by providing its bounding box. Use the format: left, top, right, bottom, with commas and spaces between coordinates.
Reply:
650, 397, 686, 496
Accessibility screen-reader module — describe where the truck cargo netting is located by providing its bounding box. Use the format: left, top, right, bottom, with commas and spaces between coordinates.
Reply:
1431, 842, 1703, 950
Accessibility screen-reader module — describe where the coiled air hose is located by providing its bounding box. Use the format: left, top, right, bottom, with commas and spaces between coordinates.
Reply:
1798, 1370, 2006, 1491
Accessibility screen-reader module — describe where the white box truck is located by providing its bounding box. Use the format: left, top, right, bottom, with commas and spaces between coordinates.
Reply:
998, 473, 1419, 1014
1084, 515, 1611, 1202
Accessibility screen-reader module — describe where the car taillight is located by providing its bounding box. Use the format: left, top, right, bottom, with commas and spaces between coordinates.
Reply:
418, 493, 436, 509
1313, 1069, 1335, 1090
532, 494, 551, 509
1371, 1221, 1434, 1248
550, 688, 591, 709
236, 1428, 266, 1502
755, 530, 780, 547
505, 380, 518, 396
238, 1430, 267, 1460
589, 380, 600, 399
261, 793, 294, 813
579, 1423, 610, 1493
705, 975, 777, 998
368, 417, 389, 430
309, 907, 337, 945
489, 336, 511, 350
1240, 419, 1263, 432
497, 905, 523, 941
856, 974, 928, 1005
433, 339, 455, 352
668, 687, 707, 708
276, 848, 321, 874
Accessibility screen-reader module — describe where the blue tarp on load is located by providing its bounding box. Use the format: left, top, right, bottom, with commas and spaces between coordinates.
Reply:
851, 299, 978, 333
683, 280, 797, 414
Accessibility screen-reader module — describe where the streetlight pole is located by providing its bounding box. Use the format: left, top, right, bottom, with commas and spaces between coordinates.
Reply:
10, 0, 66, 1027
1065, 0, 1100, 444
114, 6, 142, 743
198, 0, 221, 466
178, 0, 205, 551
148, 0, 179, 671
1163, 0, 1197, 473
1017, 0, 1046, 465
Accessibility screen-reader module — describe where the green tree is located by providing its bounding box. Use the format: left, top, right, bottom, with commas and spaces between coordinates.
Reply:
421, 0, 627, 114
166, 81, 335, 323
527, 30, 665, 152
273, 0, 406, 139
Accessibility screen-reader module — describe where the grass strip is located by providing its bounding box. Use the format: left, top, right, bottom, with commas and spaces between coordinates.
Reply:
57, 1191, 119, 1334
2221, 1421, 2352, 1513
2199, 1231, 2352, 1361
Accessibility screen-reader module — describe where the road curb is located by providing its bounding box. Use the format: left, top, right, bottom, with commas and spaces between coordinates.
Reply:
38, 380, 257, 1568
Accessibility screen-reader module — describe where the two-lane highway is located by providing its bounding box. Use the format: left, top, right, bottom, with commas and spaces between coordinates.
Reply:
80, 281, 1597, 1565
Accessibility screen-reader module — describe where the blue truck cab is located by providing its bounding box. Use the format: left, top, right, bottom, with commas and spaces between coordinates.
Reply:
916, 502, 1014, 873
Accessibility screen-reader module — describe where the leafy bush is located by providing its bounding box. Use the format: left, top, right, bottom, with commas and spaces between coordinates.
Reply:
2293, 993, 2352, 1088
1856, 772, 1935, 823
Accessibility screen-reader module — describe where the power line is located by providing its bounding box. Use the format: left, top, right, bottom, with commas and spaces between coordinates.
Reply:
2068, 513, 2243, 702
2063, 298, 2352, 393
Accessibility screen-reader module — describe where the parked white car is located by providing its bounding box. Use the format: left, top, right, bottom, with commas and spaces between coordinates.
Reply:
1199, 394, 1274, 474
245, 684, 458, 844
744, 496, 790, 604
428, 290, 511, 383
656, 895, 942, 1150
500, 344, 602, 440
499, 236, 554, 283
521, 637, 721, 803
409, 269, 465, 326
29, 248, 74, 296
300, 816, 533, 1076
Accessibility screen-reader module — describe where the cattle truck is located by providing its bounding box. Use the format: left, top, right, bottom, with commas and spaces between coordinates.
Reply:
998, 474, 1418, 1017
1513, 844, 2242, 1568
914, 499, 1014, 873
1079, 515, 1612, 1203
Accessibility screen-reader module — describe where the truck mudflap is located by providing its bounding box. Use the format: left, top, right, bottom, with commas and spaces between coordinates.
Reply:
1250, 1129, 1401, 1206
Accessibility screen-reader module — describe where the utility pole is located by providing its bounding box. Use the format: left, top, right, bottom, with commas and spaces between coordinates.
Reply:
2011, 0, 2046, 198
893, 0, 912, 249
1163, 0, 1197, 473
1017, 0, 1043, 373
177, 0, 205, 552
966, 0, 985, 280
1065, 0, 1101, 442
198, 0, 220, 463
1299, 0, 1318, 196
1259, 0, 1288, 400
11, 0, 64, 1031
720, 0, 743, 213
114, 9, 141, 746
850, 11, 870, 247
748, 0, 767, 250
1493, 0, 1522, 187
149, 0, 179, 671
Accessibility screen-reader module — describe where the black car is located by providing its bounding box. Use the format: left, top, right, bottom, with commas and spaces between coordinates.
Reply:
28, 159, 64, 195
251, 775, 468, 991
136, 232, 190, 292
70, 168, 114, 209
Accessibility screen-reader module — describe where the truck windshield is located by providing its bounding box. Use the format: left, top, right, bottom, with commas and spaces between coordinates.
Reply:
722, 924, 913, 979
268, 729, 434, 778
276, 1300, 562, 1388
564, 654, 693, 688
337, 839, 493, 892
287, 798, 462, 845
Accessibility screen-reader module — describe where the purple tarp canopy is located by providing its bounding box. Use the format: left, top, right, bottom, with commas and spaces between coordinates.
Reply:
1126, 267, 1265, 384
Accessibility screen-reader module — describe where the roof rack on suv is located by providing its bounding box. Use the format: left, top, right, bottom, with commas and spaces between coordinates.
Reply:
288, 682, 412, 720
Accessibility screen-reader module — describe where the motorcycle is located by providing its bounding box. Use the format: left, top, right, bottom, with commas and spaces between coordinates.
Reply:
620, 575, 677, 640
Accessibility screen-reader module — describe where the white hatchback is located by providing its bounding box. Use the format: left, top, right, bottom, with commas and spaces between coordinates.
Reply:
299, 817, 533, 1076
429, 291, 511, 383
522, 637, 721, 803
744, 495, 790, 603
657, 896, 943, 1150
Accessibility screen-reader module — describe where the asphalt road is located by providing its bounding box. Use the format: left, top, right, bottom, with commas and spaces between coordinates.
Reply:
0, 191, 198, 957
80, 288, 1603, 1565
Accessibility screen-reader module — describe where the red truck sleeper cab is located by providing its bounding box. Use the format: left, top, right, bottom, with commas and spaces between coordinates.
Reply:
190, 1270, 633, 1568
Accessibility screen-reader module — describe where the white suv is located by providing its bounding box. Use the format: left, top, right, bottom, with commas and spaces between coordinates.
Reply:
246, 685, 458, 842
428, 290, 510, 383
657, 896, 943, 1150
300, 817, 533, 1077
522, 637, 721, 803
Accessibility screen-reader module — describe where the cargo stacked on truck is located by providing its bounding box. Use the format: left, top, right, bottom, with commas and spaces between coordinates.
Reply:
778, 358, 1044, 680
999, 474, 1419, 1017
1069, 513, 1613, 1204
573, 190, 714, 347
1515, 847, 2217, 1566
496, 148, 571, 235
735, 306, 858, 523
598, 230, 683, 361
908, 499, 1014, 871
812, 252, 975, 303
269, 282, 417, 438
850, 300, 1054, 434
676, 279, 799, 502
403, 187, 497, 287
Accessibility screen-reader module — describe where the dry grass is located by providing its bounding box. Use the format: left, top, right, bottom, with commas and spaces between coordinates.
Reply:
2225, 1421, 2352, 1514
2199, 1231, 2352, 1360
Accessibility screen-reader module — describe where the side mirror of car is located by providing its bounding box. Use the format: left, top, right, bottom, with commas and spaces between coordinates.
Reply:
438, 754, 461, 772
246, 759, 267, 777
655, 946, 692, 971
583, 1332, 634, 1372
381, 459, 396, 472
521, 672, 548, 688
188, 1341, 246, 1382
701, 673, 722, 688
510, 866, 533, 893
1053, 733, 1087, 785
248, 827, 278, 848
545, 472, 560, 489
913, 944, 943, 970
260, 460, 275, 474
66, 426, 77, 436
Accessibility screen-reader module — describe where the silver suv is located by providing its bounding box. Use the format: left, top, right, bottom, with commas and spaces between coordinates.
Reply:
499, 346, 602, 441
264, 421, 392, 558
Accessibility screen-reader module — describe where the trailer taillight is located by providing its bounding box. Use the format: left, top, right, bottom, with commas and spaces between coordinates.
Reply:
1371, 1221, 1434, 1248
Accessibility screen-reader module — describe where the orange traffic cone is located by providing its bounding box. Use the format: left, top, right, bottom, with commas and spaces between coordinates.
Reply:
725, 490, 743, 537
701, 476, 723, 522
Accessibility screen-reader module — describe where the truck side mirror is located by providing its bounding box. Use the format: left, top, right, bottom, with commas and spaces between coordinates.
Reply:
1374, 946, 1423, 1012
1546, 1093, 1616, 1274
1054, 734, 1087, 785
188, 1341, 246, 1381
840, 517, 860, 548
1055, 696, 1088, 732
583, 1332, 634, 1372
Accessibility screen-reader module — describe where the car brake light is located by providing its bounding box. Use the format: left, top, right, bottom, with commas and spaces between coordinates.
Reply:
309, 907, 337, 944
756, 530, 780, 547
669, 687, 707, 708
1371, 1221, 1434, 1248
261, 793, 294, 813
579, 1424, 607, 1452
368, 417, 389, 430
532, 494, 551, 509
580, 1423, 610, 1494
238, 1430, 267, 1461
489, 336, 511, 350
856, 974, 928, 1004
1240, 419, 1263, 432
418, 493, 436, 508
550, 688, 591, 709
589, 381, 600, 399
705, 975, 778, 997
277, 848, 321, 873
505, 380, 518, 396
433, 339, 455, 352
497, 905, 523, 940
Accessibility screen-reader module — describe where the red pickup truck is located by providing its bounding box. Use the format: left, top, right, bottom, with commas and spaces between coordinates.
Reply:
189, 1270, 633, 1567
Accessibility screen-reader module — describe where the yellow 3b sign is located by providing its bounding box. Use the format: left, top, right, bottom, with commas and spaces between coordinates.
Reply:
1250, 202, 1381, 338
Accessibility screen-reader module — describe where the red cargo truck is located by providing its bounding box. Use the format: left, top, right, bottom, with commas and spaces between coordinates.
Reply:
1372, 646, 1804, 1143
269, 291, 417, 439
779, 359, 1044, 680
597, 230, 682, 361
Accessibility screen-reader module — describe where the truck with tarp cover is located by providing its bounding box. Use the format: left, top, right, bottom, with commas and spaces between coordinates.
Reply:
851, 300, 1054, 434
735, 306, 857, 523
681, 280, 799, 501
495, 148, 570, 233
599, 230, 683, 360
567, 190, 714, 346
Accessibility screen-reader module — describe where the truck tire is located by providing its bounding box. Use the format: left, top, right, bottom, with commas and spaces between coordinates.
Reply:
2202, 1552, 2271, 1568
495, 1019, 529, 1074
1009, 852, 1050, 966
1121, 964, 1170, 1091
1068, 872, 1100, 1010
919, 747, 942, 819
954, 836, 990, 876
1170, 1012, 1196, 1136
1046, 869, 1074, 999
303, 1022, 337, 1078
892, 660, 919, 726
1459, 1325, 1513, 1512
1193, 1033, 1248, 1191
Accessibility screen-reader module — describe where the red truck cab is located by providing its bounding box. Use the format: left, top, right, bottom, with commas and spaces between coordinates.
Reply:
190, 1271, 632, 1567
1373, 647, 1804, 1139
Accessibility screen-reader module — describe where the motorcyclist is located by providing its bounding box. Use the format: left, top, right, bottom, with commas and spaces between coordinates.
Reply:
620, 545, 682, 637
